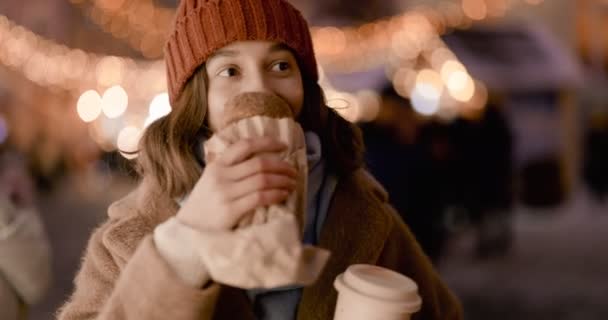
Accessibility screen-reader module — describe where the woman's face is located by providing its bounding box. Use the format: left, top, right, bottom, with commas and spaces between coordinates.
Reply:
205, 41, 304, 132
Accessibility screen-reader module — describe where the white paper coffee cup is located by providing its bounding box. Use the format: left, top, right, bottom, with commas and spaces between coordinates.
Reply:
333, 264, 422, 320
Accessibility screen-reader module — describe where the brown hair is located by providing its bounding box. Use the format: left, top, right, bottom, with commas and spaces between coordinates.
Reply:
136, 66, 364, 198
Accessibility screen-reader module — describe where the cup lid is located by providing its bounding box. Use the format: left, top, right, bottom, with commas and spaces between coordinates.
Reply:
339, 264, 421, 308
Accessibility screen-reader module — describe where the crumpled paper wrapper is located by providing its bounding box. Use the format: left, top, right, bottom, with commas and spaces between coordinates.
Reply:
198, 92, 330, 289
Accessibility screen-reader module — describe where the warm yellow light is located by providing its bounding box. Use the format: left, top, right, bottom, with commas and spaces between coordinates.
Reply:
117, 126, 142, 159
77, 90, 103, 123
447, 71, 469, 92
391, 30, 422, 60
440, 60, 466, 83
392, 67, 417, 98
416, 69, 444, 93
64, 49, 88, 79
23, 53, 45, 83
101, 85, 128, 118
145, 92, 171, 127
447, 71, 475, 102
430, 47, 456, 70
149, 92, 171, 117
96, 56, 125, 87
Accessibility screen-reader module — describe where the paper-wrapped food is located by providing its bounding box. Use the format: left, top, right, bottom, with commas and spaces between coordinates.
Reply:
197, 92, 329, 289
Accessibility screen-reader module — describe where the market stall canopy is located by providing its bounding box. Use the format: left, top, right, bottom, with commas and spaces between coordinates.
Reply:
443, 22, 583, 92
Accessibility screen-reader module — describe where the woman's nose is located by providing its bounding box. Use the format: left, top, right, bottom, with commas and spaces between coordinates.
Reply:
242, 72, 272, 94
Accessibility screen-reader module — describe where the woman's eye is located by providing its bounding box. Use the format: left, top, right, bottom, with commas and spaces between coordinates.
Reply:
271, 62, 290, 72
218, 67, 239, 77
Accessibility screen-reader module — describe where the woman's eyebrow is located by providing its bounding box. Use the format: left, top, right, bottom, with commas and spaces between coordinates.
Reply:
208, 49, 239, 63
268, 43, 291, 54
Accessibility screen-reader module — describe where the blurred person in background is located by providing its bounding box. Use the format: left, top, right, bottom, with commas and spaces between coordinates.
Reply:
359, 85, 419, 229
0, 144, 52, 320
449, 99, 514, 259
360, 85, 452, 264
409, 119, 454, 264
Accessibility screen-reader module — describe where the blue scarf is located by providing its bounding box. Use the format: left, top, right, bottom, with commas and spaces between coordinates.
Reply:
246, 131, 338, 319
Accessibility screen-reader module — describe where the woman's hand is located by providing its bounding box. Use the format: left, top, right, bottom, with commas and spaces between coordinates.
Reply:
176, 137, 297, 232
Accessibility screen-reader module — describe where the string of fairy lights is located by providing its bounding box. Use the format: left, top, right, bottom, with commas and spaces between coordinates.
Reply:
68, 0, 544, 73
0, 0, 545, 158
67, 0, 173, 59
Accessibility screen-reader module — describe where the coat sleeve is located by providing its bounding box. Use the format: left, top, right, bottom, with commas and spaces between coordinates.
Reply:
377, 205, 463, 320
57, 223, 222, 320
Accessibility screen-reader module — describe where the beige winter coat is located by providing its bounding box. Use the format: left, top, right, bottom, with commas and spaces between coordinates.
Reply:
57, 170, 463, 320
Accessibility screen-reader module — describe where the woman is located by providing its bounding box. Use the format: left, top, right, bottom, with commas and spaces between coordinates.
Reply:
58, 0, 463, 319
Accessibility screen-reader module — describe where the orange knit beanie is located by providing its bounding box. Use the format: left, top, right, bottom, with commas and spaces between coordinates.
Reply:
164, 0, 318, 104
